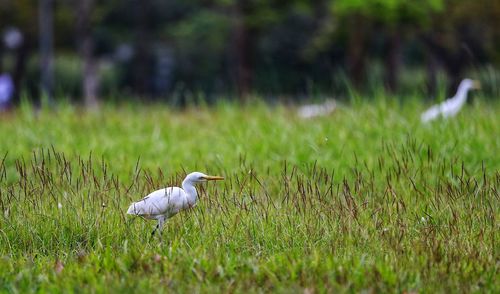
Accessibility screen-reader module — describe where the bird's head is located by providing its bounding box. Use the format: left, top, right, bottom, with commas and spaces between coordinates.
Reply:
184, 172, 224, 183
461, 79, 481, 90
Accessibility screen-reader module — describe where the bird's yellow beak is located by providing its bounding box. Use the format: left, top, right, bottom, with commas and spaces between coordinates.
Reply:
202, 175, 225, 181
472, 80, 481, 89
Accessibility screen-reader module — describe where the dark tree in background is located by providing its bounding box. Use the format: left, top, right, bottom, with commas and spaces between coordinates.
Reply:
132, 0, 152, 98
75, 0, 99, 107
0, 0, 499, 104
231, 0, 254, 100
422, 0, 498, 96
39, 0, 54, 101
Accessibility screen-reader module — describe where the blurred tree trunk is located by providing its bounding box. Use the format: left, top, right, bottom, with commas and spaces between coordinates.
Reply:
232, 1, 254, 101
346, 15, 366, 89
39, 0, 54, 101
0, 43, 25, 106
76, 0, 99, 107
384, 29, 401, 93
132, 0, 151, 98
12, 42, 30, 104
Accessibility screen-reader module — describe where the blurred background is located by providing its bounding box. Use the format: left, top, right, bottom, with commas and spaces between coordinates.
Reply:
0, 0, 499, 107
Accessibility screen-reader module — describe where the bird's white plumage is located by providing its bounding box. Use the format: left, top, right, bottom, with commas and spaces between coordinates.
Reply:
127, 187, 188, 220
297, 100, 336, 119
421, 79, 480, 123
127, 171, 224, 236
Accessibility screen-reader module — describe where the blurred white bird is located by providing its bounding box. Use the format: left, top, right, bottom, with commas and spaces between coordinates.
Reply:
421, 79, 481, 123
127, 172, 224, 236
297, 100, 336, 119
0, 74, 14, 110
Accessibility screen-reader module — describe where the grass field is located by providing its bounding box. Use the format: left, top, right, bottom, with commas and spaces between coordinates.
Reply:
0, 98, 498, 293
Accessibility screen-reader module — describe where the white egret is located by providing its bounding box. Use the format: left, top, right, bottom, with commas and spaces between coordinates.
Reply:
297, 100, 336, 119
127, 172, 224, 236
421, 79, 481, 123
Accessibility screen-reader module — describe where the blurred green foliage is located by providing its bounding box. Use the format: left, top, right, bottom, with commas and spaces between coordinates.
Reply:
333, 0, 444, 24
0, 0, 499, 101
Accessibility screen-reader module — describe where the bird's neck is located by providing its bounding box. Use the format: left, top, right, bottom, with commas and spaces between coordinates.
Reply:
182, 180, 198, 205
454, 84, 471, 104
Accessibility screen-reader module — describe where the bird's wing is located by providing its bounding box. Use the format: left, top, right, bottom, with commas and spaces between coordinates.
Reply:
440, 98, 463, 117
127, 187, 185, 217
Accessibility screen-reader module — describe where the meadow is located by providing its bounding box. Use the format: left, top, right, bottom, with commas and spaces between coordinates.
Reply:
0, 97, 498, 293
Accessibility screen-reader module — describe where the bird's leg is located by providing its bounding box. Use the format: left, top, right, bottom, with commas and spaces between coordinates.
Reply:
151, 223, 160, 237
151, 217, 166, 238
157, 217, 165, 237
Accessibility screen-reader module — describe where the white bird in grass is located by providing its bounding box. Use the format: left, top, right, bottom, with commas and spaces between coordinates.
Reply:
297, 99, 337, 119
421, 79, 481, 123
127, 172, 224, 236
